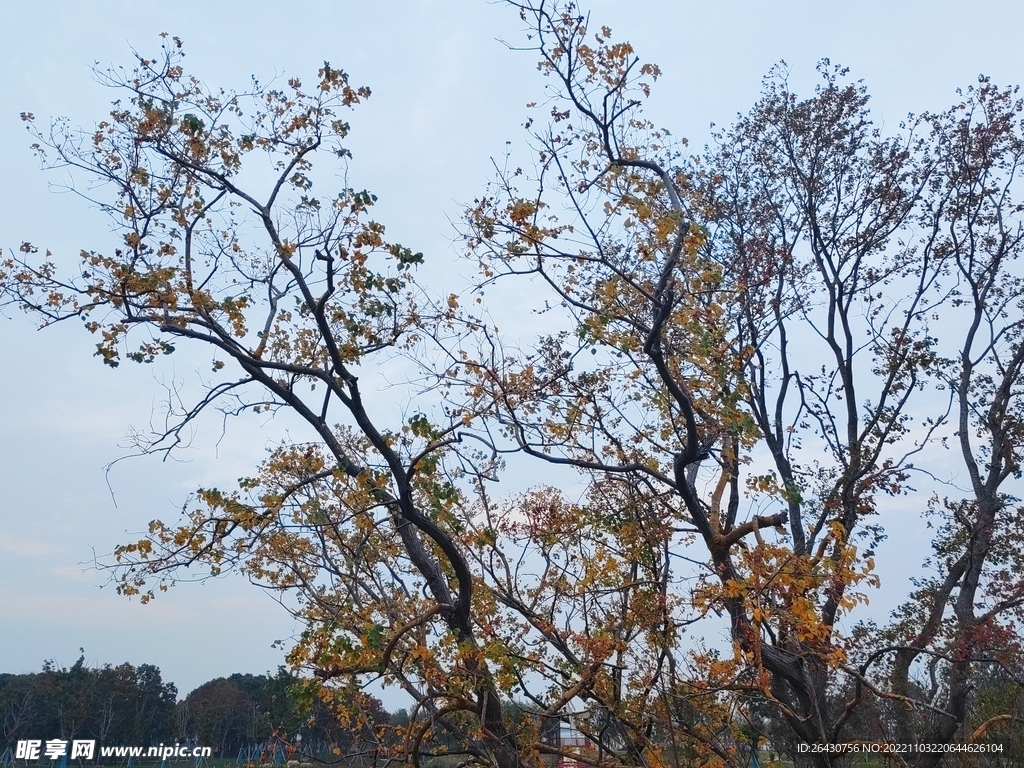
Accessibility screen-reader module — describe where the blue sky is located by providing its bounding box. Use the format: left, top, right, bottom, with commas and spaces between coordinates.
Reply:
2, 0, 1023, 700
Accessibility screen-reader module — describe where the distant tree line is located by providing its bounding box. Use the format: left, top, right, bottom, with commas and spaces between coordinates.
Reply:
3, 655, 1022, 764
0, 656, 388, 760
0, 656, 175, 757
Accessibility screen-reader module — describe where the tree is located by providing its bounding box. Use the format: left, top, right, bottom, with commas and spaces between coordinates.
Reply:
3, 30, 519, 768
458, 5, 1024, 765
4, 5, 1024, 768
0, 674, 38, 749
182, 678, 254, 757
0, 658, 177, 757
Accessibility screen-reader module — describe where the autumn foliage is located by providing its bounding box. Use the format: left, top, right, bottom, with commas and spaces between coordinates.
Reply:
4, 4, 1024, 767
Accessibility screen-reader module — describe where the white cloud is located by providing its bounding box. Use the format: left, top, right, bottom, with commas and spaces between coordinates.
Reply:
50, 564, 98, 582
0, 534, 62, 557
0, 584, 187, 627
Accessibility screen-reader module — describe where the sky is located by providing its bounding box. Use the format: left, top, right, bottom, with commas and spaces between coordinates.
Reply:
2, 0, 1023, 701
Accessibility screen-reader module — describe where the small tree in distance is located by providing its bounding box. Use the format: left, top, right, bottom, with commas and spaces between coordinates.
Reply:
4, 4, 1024, 767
